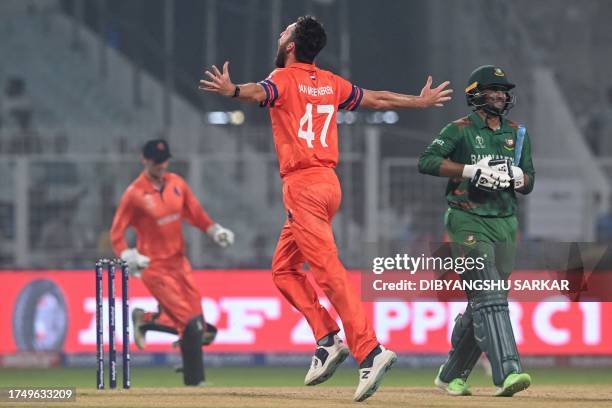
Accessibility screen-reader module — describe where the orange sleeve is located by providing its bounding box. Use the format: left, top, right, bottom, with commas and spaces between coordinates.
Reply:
336, 74, 364, 111
110, 188, 136, 255
258, 69, 287, 108
181, 179, 214, 232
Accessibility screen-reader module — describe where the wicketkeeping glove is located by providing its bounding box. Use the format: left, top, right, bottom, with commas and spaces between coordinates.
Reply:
120, 248, 151, 277
206, 223, 235, 248
462, 158, 511, 192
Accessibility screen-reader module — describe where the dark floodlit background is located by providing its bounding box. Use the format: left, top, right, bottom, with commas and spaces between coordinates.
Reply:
1, 0, 612, 268
1, 1, 612, 387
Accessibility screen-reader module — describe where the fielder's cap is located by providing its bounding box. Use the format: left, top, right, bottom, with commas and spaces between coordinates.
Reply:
142, 139, 172, 163
466, 65, 515, 94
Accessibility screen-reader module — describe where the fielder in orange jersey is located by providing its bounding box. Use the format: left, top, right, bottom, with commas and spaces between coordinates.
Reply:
199, 16, 452, 402
110, 139, 234, 386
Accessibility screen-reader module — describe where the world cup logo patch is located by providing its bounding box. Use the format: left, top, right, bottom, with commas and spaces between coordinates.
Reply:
474, 135, 485, 148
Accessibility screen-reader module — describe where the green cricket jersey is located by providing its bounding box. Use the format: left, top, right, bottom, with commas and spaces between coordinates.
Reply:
418, 112, 535, 217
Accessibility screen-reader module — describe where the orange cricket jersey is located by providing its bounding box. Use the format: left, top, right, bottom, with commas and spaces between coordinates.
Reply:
110, 171, 214, 261
259, 62, 363, 177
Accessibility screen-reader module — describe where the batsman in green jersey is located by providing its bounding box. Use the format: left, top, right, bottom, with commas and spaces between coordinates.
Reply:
418, 65, 535, 397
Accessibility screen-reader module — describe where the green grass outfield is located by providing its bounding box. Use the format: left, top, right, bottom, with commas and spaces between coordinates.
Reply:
1, 366, 611, 388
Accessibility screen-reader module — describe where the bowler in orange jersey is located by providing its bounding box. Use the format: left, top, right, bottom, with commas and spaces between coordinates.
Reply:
110, 139, 234, 385
199, 16, 452, 401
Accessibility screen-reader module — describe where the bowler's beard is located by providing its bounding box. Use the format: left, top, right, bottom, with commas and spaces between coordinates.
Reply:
275, 47, 287, 68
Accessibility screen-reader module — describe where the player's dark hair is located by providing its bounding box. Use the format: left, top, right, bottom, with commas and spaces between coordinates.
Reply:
292, 16, 326, 63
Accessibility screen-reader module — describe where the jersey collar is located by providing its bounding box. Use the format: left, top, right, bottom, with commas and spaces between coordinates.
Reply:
469, 111, 512, 133
286, 62, 316, 71
469, 111, 488, 129
138, 171, 168, 193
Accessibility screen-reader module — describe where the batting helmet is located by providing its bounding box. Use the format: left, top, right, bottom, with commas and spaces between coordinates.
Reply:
466, 65, 515, 116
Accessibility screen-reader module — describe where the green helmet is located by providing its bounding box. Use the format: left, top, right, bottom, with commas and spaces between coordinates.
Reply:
465, 65, 515, 116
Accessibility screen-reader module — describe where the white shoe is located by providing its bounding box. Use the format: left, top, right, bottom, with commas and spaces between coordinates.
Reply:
131, 308, 146, 350
353, 346, 397, 402
434, 364, 448, 391
304, 335, 349, 386
434, 365, 472, 396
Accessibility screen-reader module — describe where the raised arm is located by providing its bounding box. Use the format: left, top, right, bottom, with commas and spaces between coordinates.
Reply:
360, 76, 452, 110
198, 61, 267, 104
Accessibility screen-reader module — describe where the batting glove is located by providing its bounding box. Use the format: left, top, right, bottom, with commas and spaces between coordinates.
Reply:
463, 158, 511, 192
511, 166, 525, 190
206, 223, 235, 248
120, 248, 151, 277
486, 158, 525, 190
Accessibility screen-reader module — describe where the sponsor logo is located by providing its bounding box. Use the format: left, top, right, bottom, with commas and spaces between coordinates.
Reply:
0, 271, 610, 354
173, 186, 181, 196
157, 213, 181, 226
433, 138, 445, 146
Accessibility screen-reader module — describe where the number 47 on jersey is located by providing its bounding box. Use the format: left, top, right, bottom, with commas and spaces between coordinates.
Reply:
298, 103, 335, 148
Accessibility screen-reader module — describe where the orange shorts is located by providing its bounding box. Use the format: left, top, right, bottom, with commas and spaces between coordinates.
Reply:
272, 167, 378, 364
141, 255, 202, 336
